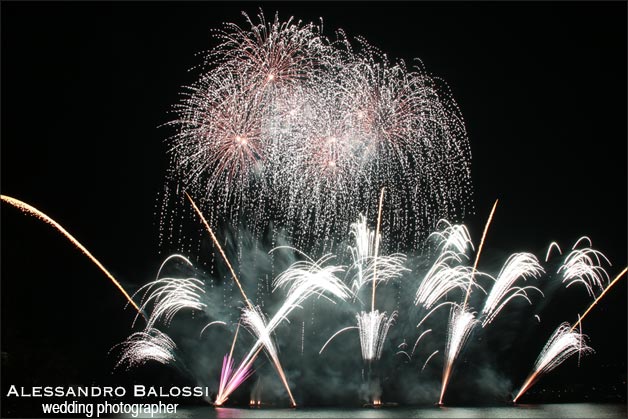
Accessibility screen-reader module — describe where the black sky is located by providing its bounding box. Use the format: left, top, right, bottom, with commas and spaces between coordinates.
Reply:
1, 1, 626, 413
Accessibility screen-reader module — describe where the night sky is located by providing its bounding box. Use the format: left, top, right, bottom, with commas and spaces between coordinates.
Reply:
1, 1, 626, 415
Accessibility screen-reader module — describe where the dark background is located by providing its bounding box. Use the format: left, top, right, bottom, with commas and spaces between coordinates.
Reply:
1, 1, 626, 414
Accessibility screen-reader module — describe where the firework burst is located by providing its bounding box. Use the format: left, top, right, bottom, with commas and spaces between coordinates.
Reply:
114, 328, 177, 369
415, 220, 476, 310
347, 214, 408, 297
415, 258, 474, 311
558, 238, 611, 297
165, 11, 472, 252
480, 252, 544, 327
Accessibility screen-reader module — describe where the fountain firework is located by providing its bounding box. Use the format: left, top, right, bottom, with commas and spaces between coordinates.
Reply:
4, 193, 625, 407
215, 324, 257, 406
185, 191, 297, 406
356, 310, 397, 361
438, 304, 478, 405
320, 193, 407, 402
437, 199, 498, 404
513, 322, 594, 403
215, 251, 352, 406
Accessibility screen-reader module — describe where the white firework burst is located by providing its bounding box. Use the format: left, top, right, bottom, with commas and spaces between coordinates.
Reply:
165, 11, 473, 252
481, 252, 545, 327
558, 238, 610, 297
416, 220, 475, 310
136, 276, 206, 330
429, 219, 474, 255
346, 214, 408, 296
415, 251, 473, 310
114, 328, 177, 369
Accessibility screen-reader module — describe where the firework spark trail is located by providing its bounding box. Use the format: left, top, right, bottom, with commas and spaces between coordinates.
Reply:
216, 323, 257, 406
215, 349, 259, 406
200, 321, 227, 338
429, 219, 474, 255
416, 301, 457, 330
545, 242, 562, 262
0, 194, 144, 317
481, 253, 544, 327
184, 191, 253, 310
228, 322, 241, 365
347, 215, 407, 297
137, 253, 194, 309
372, 187, 385, 311
272, 253, 352, 303
356, 310, 397, 361
411, 329, 432, 357
113, 328, 177, 369
330, 210, 405, 368
570, 267, 627, 332
415, 251, 473, 310
217, 326, 240, 402
349, 215, 375, 273
241, 307, 296, 406
422, 350, 439, 372
168, 12, 473, 252
439, 304, 478, 405
155, 254, 194, 283
319, 326, 360, 355
463, 199, 498, 309
572, 236, 592, 249
134, 277, 206, 330
216, 254, 351, 407
415, 219, 475, 309
513, 322, 593, 403
558, 243, 611, 297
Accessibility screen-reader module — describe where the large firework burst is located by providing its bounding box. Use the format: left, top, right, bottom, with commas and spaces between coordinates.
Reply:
165, 11, 473, 252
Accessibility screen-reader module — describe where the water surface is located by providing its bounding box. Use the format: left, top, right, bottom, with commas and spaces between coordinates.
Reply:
116, 403, 626, 418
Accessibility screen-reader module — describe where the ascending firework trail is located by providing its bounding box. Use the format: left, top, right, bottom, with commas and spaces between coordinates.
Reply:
570, 267, 627, 332
439, 199, 498, 405
1, 194, 144, 318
